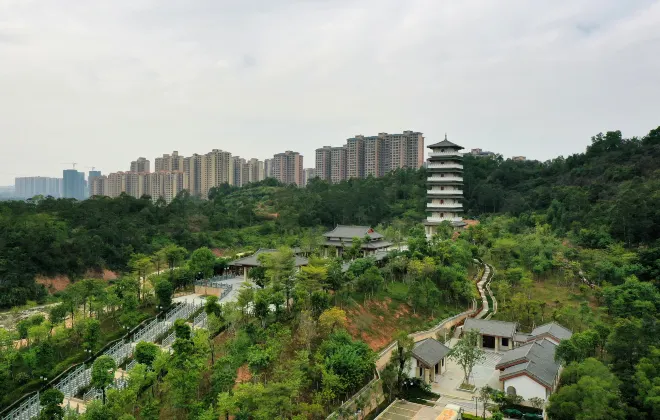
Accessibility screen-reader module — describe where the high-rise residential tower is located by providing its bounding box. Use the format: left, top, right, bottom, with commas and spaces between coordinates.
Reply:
87, 170, 102, 198
272, 151, 304, 186
424, 136, 465, 236
318, 130, 425, 182
232, 156, 246, 187
315, 146, 332, 182
130, 157, 150, 173
62, 169, 85, 200
14, 177, 62, 198
303, 168, 315, 186
264, 159, 273, 178
155, 151, 184, 172
201, 149, 234, 197
346, 137, 365, 179
183, 153, 204, 196
330, 146, 347, 183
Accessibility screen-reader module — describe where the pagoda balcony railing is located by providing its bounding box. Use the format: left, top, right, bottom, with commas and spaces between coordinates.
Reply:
428, 152, 464, 157
427, 189, 463, 195
427, 203, 463, 209
427, 163, 463, 169
426, 217, 463, 223
427, 177, 463, 182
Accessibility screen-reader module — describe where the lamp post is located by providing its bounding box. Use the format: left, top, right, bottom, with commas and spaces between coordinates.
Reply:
473, 396, 478, 416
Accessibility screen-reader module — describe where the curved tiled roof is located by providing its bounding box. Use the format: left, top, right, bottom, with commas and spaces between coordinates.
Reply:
323, 225, 384, 240
230, 248, 309, 267
463, 318, 517, 337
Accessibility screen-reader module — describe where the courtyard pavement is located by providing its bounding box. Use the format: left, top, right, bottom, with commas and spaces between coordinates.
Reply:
173, 276, 250, 306
430, 338, 503, 400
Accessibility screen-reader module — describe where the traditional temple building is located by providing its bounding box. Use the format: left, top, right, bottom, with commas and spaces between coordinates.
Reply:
322, 225, 392, 258
424, 135, 466, 236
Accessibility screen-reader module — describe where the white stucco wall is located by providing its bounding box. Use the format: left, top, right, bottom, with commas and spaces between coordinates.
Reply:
407, 357, 419, 379
503, 375, 547, 401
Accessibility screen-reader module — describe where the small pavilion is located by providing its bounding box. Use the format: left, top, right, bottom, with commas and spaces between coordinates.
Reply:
229, 248, 309, 280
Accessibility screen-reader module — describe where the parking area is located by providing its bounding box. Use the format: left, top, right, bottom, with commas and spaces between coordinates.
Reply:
376, 400, 446, 420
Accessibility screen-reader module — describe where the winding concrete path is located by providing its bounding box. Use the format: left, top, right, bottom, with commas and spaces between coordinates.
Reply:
475, 262, 497, 319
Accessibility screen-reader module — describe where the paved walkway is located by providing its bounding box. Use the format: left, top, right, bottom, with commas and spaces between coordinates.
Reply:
475, 263, 492, 319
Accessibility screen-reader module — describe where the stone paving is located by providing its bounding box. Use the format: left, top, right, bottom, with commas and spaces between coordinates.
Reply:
430, 338, 502, 400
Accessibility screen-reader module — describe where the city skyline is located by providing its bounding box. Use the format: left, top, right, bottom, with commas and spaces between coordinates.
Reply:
2, 1, 659, 185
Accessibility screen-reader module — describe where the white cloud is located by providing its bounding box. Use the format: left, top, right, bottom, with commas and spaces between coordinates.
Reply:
0, 0, 659, 183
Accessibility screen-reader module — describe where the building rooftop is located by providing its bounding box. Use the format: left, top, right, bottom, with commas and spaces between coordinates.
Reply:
427, 135, 464, 150
529, 322, 573, 342
323, 225, 385, 240
229, 248, 309, 267
463, 318, 517, 338
496, 339, 560, 389
412, 338, 451, 368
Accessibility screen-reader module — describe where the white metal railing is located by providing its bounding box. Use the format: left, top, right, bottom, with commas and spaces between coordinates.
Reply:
83, 388, 102, 403
426, 189, 463, 195
161, 332, 176, 348
427, 203, 463, 209
427, 164, 463, 169
428, 151, 463, 157
2, 392, 40, 420
193, 311, 208, 329
426, 217, 463, 223
427, 177, 463, 182
5, 301, 205, 420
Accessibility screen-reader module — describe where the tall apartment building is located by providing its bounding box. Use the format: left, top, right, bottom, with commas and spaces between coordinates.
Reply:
232, 156, 246, 187
183, 154, 204, 196
346, 137, 365, 179
155, 151, 184, 172
87, 171, 102, 198
62, 169, 85, 200
106, 172, 127, 198
248, 158, 265, 183
147, 171, 185, 203
240, 158, 265, 186
201, 149, 234, 198
90, 176, 106, 197
363, 136, 381, 177
272, 151, 304, 187
264, 159, 273, 178
317, 131, 424, 183
315, 146, 332, 182
126, 172, 149, 198
14, 177, 62, 198
330, 146, 347, 183
130, 157, 150, 173
303, 168, 315, 186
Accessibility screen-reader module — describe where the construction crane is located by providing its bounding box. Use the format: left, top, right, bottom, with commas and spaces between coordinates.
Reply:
61, 162, 78, 169
86, 166, 97, 171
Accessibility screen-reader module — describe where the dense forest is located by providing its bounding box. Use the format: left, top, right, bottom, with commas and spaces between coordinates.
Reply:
2, 126, 659, 307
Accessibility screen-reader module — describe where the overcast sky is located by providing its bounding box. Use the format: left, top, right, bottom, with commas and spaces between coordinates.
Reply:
1, 0, 659, 184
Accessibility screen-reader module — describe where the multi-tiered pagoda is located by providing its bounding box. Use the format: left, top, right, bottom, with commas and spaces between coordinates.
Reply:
424, 135, 466, 236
